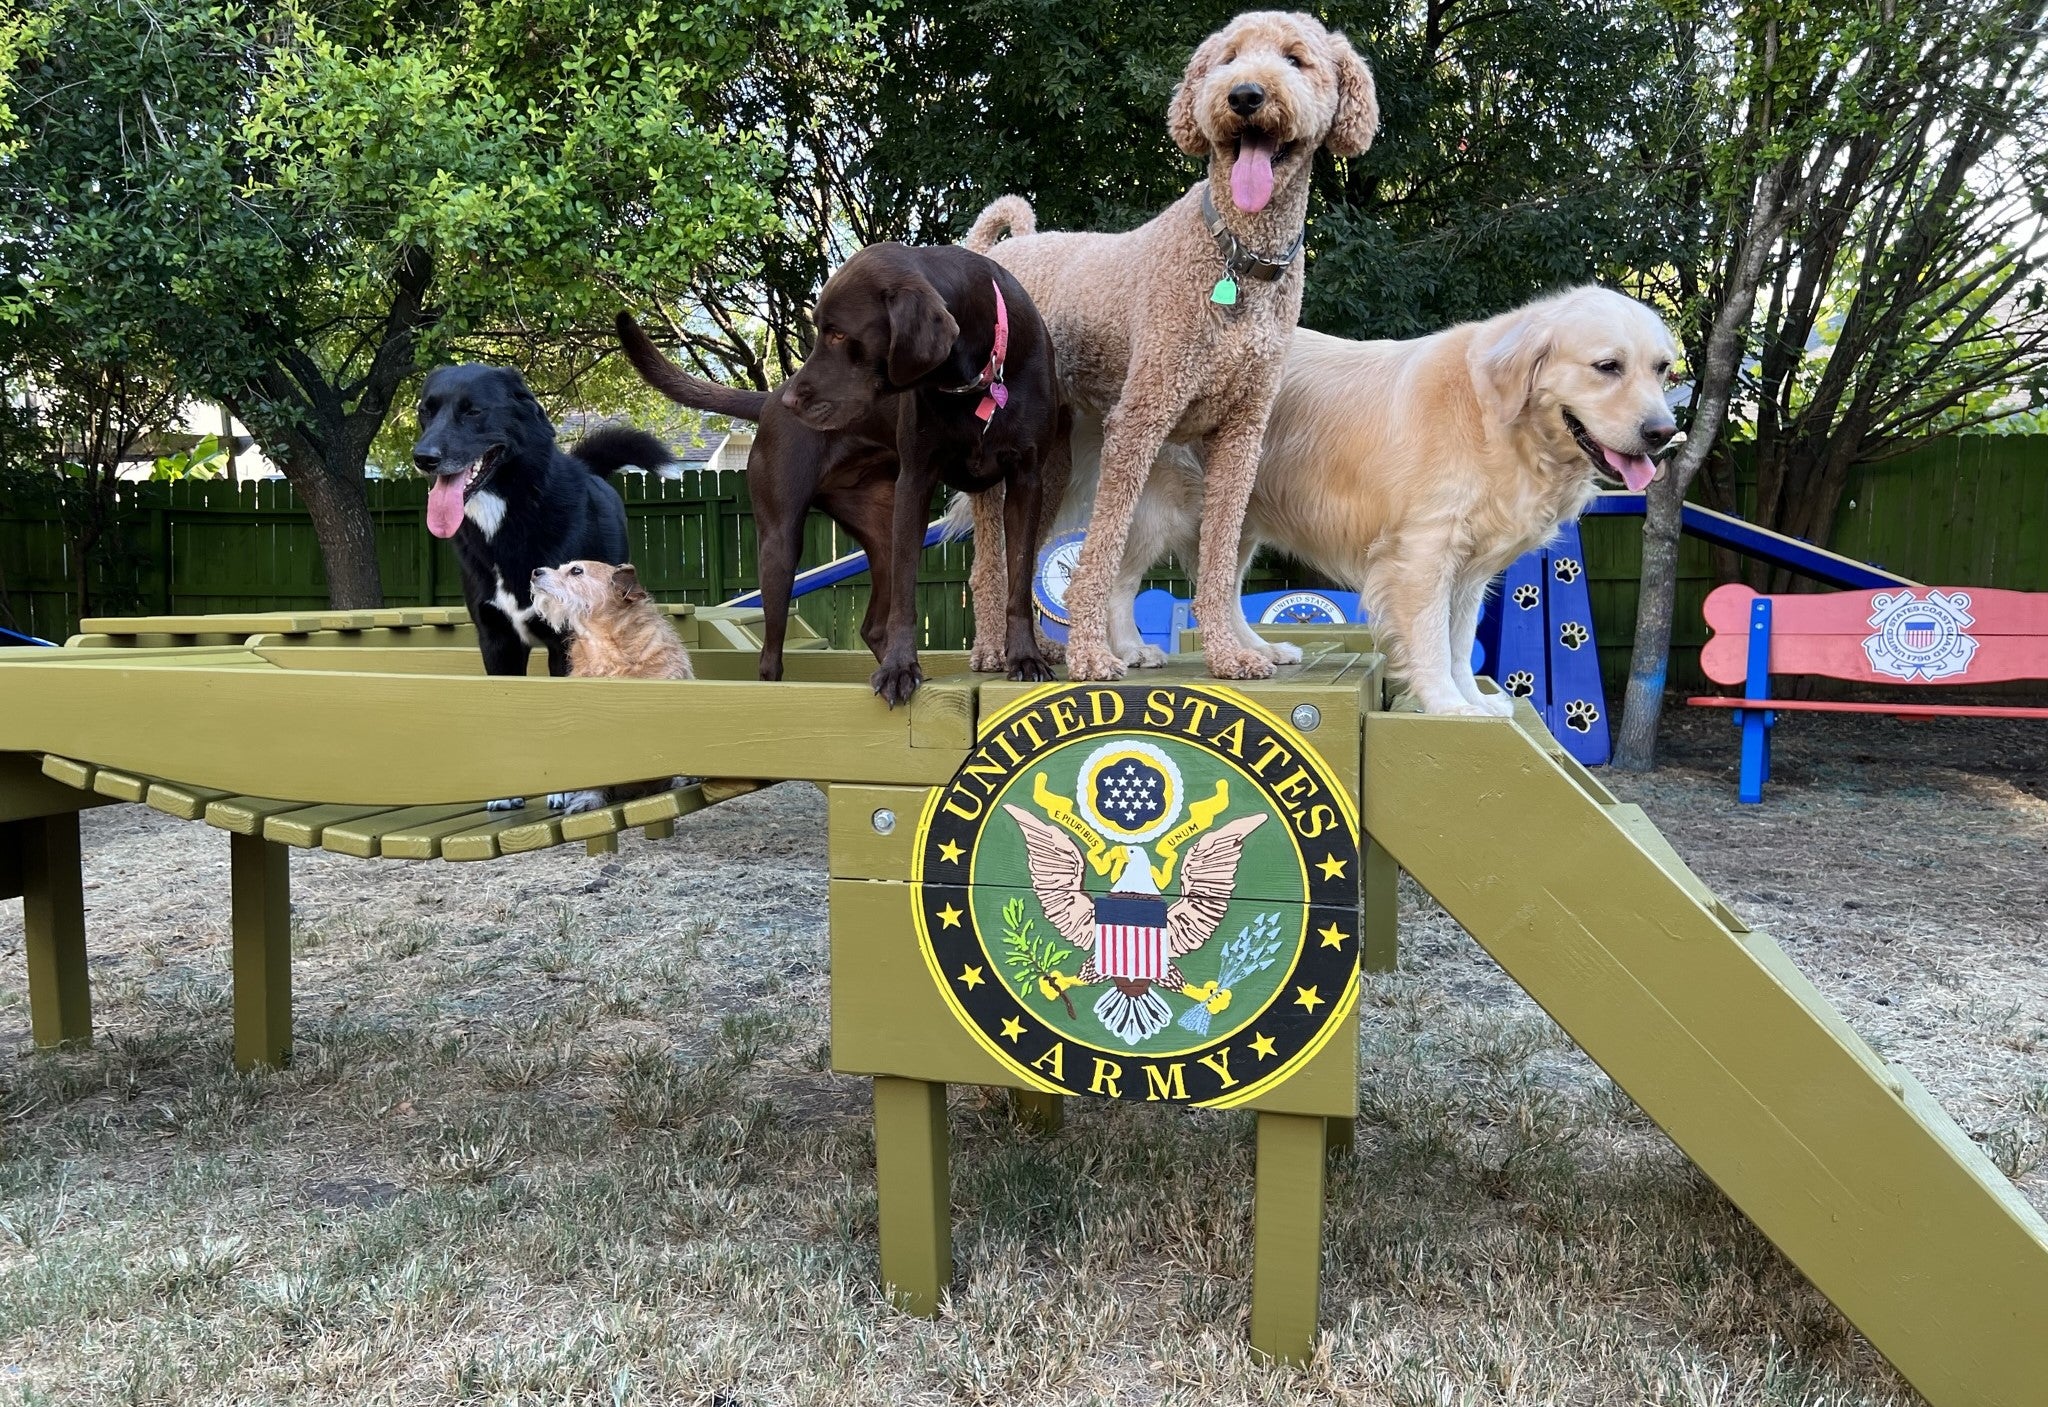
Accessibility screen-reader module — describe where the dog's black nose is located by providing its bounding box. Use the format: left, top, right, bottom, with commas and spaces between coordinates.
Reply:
1228, 83, 1266, 117
413, 451, 440, 474
531, 567, 547, 580
1640, 420, 1678, 450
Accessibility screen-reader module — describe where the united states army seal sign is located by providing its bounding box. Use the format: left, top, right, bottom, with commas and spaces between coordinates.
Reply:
912, 683, 1360, 1108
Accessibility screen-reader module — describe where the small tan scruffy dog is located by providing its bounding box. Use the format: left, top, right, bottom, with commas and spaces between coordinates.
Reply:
530, 560, 693, 812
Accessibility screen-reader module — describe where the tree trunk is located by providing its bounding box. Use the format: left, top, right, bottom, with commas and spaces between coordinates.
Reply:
1612, 469, 1685, 769
293, 465, 383, 609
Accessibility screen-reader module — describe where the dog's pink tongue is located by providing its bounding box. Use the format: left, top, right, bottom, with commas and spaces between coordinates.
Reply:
1603, 445, 1657, 492
426, 474, 466, 539
1232, 130, 1275, 213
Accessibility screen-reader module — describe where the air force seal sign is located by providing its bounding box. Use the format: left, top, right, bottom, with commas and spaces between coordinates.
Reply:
912, 684, 1360, 1109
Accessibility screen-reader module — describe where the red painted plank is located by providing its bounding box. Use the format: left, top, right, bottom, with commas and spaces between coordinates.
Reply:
1686, 697, 2048, 720
1700, 583, 2048, 686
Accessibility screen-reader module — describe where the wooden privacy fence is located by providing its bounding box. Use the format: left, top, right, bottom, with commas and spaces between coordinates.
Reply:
5, 435, 2046, 686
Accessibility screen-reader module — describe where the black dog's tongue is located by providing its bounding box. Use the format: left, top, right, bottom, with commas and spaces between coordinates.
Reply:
427, 474, 466, 538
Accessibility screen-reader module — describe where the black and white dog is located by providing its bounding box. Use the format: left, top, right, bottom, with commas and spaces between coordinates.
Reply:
412, 363, 671, 677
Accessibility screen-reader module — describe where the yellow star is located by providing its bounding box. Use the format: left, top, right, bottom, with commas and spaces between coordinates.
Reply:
937, 839, 964, 864
1317, 853, 1348, 881
1000, 1016, 1026, 1042
1250, 1031, 1278, 1060
936, 903, 963, 929
1293, 985, 1324, 1013
958, 965, 985, 990
1318, 921, 1349, 950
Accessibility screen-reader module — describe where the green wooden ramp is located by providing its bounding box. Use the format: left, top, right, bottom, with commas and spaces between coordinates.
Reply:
1364, 706, 2048, 1407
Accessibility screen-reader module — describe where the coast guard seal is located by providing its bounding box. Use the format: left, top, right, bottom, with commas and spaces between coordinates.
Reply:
912, 683, 1359, 1108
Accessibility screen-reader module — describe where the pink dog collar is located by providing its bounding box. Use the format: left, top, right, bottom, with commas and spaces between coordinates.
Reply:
944, 280, 1010, 427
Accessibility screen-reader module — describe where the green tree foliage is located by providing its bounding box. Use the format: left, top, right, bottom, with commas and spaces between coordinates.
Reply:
652, 0, 1684, 387
1613, 0, 2048, 768
2, 0, 868, 606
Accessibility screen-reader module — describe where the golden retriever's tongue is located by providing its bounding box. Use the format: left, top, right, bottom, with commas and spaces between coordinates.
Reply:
426, 473, 466, 538
1602, 445, 1657, 492
1232, 129, 1276, 212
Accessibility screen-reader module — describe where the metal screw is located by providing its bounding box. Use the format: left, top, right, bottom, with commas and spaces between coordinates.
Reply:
871, 808, 896, 835
1290, 703, 1321, 731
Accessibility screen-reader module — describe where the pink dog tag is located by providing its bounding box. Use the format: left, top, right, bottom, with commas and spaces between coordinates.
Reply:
977, 382, 1008, 424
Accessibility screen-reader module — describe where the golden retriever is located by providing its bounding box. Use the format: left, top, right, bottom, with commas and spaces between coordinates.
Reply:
1088, 285, 1680, 714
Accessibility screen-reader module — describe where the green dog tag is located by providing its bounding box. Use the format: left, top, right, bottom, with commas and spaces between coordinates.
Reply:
1211, 277, 1238, 306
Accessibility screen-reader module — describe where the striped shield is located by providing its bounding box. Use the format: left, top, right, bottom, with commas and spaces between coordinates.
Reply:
1094, 892, 1171, 983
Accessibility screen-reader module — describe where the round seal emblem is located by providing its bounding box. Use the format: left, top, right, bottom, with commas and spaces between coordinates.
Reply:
1032, 530, 1088, 628
1257, 590, 1346, 625
912, 683, 1359, 1108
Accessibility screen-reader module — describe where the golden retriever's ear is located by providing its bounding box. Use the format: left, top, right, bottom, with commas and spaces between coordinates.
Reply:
1324, 33, 1379, 158
885, 278, 960, 386
1168, 33, 1226, 156
611, 564, 649, 605
1470, 314, 1555, 425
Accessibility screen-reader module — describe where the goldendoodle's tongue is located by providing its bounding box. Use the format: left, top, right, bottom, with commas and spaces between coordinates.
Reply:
1603, 445, 1656, 491
1232, 129, 1276, 212
426, 473, 466, 539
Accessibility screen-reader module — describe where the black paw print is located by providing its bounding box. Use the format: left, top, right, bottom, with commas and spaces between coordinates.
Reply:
1552, 558, 1583, 584
1511, 583, 1541, 610
1558, 621, 1591, 650
1564, 699, 1601, 733
1505, 670, 1536, 698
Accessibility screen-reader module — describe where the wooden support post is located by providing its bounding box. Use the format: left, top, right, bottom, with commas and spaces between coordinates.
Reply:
1362, 835, 1398, 973
229, 832, 292, 1071
20, 814, 91, 1048
1324, 1116, 1354, 1160
873, 1076, 951, 1315
642, 819, 675, 841
1250, 1112, 1327, 1365
585, 834, 618, 857
1009, 1088, 1063, 1135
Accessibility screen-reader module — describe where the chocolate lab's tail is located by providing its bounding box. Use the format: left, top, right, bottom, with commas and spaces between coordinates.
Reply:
570, 426, 673, 479
615, 311, 771, 422
963, 196, 1036, 254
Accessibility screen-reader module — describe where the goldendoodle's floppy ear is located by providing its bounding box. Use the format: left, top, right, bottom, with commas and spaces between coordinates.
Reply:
1470, 311, 1555, 425
885, 277, 960, 387
1324, 32, 1379, 158
610, 564, 648, 605
1168, 32, 1226, 156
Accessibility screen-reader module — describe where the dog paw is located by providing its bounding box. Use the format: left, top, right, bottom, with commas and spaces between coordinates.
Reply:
1260, 640, 1304, 665
1064, 643, 1128, 681
552, 790, 607, 814
1476, 692, 1517, 718
1006, 651, 1056, 684
1205, 646, 1277, 681
1124, 643, 1169, 669
969, 641, 1007, 672
871, 660, 924, 707
1426, 700, 1495, 717
1034, 632, 1066, 665
485, 797, 526, 812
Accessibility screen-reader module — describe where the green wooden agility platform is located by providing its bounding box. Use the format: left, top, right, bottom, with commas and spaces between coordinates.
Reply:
0, 617, 2044, 1400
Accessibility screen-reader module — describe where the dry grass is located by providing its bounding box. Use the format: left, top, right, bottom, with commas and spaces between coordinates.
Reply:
1, 709, 2043, 1405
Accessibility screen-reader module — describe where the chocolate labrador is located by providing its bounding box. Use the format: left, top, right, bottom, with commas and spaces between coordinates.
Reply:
615, 316, 899, 684
618, 241, 1067, 703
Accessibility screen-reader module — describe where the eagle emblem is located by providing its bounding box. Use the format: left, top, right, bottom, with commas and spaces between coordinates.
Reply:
912, 684, 1360, 1108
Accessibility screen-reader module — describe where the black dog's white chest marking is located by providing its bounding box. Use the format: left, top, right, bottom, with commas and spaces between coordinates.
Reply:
465, 489, 509, 540
488, 569, 543, 647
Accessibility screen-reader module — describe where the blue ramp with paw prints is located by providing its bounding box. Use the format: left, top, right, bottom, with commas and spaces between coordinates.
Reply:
1479, 520, 1610, 766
